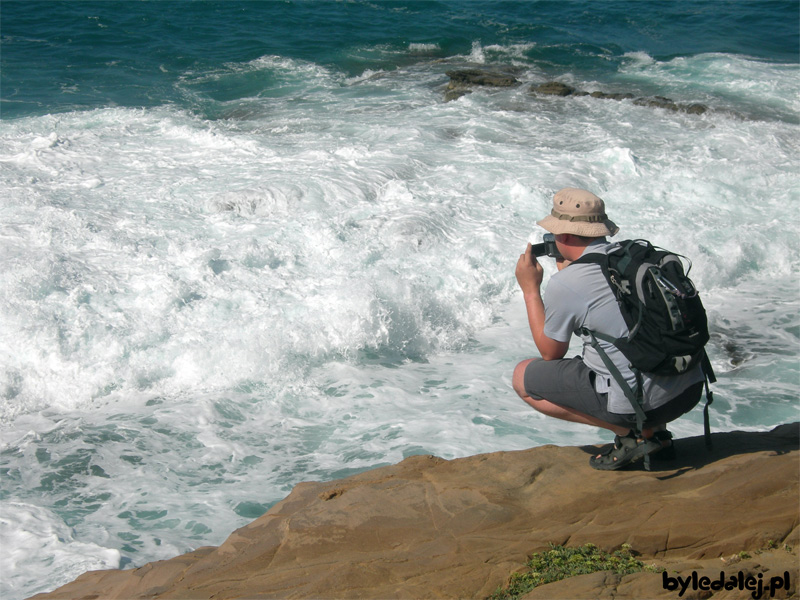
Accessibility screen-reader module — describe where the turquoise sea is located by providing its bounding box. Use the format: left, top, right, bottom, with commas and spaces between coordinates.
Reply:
1, 1, 799, 597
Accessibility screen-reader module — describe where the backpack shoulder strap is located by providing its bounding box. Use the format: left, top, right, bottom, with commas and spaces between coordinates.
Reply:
571, 252, 605, 266
571, 240, 640, 268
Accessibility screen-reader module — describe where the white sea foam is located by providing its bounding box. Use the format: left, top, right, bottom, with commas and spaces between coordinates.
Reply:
622, 51, 656, 65
0, 502, 121, 598
408, 42, 440, 54
619, 52, 800, 120
1, 50, 798, 599
468, 41, 486, 63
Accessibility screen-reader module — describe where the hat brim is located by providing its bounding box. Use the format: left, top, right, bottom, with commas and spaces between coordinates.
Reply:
536, 215, 619, 237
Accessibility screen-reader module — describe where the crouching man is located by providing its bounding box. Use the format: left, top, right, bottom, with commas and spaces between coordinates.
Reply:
512, 188, 705, 470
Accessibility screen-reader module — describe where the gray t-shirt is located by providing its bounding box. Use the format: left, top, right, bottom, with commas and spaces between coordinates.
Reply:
543, 240, 704, 414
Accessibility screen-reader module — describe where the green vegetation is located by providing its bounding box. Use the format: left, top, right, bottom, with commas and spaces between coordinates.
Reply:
488, 543, 660, 600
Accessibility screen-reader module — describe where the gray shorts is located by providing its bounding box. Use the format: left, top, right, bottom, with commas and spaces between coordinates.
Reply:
523, 356, 704, 428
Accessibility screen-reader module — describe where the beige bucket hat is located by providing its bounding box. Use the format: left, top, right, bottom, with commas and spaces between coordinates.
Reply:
537, 188, 619, 237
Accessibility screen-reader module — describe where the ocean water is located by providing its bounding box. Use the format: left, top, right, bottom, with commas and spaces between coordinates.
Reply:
1, 1, 798, 597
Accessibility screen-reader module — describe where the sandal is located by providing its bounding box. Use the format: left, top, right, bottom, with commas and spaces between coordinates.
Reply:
651, 430, 676, 461
590, 431, 662, 471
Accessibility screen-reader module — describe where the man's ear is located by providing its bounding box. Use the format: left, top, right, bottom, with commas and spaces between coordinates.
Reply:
559, 233, 575, 246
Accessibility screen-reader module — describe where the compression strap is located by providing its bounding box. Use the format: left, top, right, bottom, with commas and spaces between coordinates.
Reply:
701, 351, 716, 450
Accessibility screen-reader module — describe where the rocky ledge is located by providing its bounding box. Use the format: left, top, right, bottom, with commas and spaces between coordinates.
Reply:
32, 424, 799, 599
444, 68, 714, 116
530, 81, 710, 115
444, 68, 523, 101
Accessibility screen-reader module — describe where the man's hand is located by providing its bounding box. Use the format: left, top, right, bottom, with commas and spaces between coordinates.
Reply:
515, 243, 570, 361
515, 243, 544, 295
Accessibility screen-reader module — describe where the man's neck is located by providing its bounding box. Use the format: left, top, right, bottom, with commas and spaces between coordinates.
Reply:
560, 235, 607, 261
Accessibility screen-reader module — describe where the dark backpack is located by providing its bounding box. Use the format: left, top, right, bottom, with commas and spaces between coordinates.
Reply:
574, 240, 716, 461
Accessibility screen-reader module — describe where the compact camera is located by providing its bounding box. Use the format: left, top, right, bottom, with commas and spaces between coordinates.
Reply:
530, 233, 563, 259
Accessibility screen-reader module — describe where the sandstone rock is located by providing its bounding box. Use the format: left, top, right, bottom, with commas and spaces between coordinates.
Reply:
31, 424, 799, 600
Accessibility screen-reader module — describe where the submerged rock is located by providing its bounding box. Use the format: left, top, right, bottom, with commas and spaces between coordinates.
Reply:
531, 81, 710, 115
532, 81, 576, 96
33, 424, 799, 600
446, 68, 519, 87
589, 91, 636, 101
445, 72, 711, 116
444, 68, 521, 101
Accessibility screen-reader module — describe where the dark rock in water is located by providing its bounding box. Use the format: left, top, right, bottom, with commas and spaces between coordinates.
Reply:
448, 74, 713, 116
590, 91, 635, 101
530, 81, 710, 116
444, 88, 471, 102
444, 68, 520, 101
635, 96, 680, 112
531, 81, 575, 96
684, 103, 709, 115
446, 68, 519, 88
634, 96, 710, 115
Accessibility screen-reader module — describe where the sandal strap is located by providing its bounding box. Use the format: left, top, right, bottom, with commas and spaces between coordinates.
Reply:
590, 433, 661, 471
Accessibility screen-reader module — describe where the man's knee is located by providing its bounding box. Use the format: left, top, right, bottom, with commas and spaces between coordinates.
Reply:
513, 359, 535, 398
